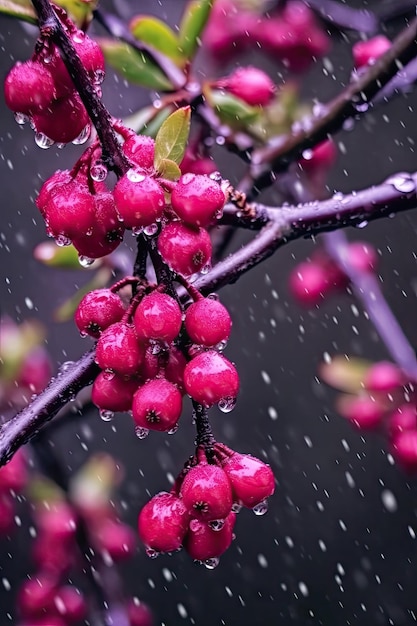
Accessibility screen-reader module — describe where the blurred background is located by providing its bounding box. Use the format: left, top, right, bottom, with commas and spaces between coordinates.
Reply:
1, 1, 417, 624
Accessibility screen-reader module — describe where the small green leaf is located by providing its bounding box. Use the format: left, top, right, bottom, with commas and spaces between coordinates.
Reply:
130, 15, 185, 66
154, 106, 191, 169
33, 241, 99, 270
54, 0, 97, 27
319, 355, 372, 393
157, 158, 182, 181
0, 0, 36, 23
208, 89, 260, 128
179, 0, 213, 60
97, 38, 173, 91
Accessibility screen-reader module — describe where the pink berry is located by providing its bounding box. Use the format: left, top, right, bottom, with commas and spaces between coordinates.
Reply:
203, 0, 253, 60
222, 67, 275, 106
158, 221, 212, 276
127, 599, 154, 626
95, 322, 145, 376
36, 170, 72, 218
96, 520, 136, 561
123, 135, 155, 170
353, 35, 391, 69
388, 405, 417, 440
114, 172, 165, 229
132, 378, 183, 432
72, 31, 105, 79
44, 181, 95, 241
134, 291, 182, 344
35, 502, 77, 543
92, 372, 138, 413
180, 150, 217, 176
32, 93, 89, 144
18, 575, 57, 618
346, 241, 378, 273
288, 261, 332, 306
299, 140, 337, 174
184, 511, 236, 561
138, 492, 190, 553
53, 586, 87, 623
0, 449, 27, 492
185, 298, 231, 347
364, 361, 404, 393
184, 351, 239, 407
0, 494, 14, 534
392, 430, 417, 470
18, 347, 52, 394
31, 536, 74, 574
171, 174, 226, 227
221, 452, 275, 508
75, 289, 125, 337
340, 395, 384, 430
4, 60, 56, 114
164, 346, 187, 391
180, 463, 233, 521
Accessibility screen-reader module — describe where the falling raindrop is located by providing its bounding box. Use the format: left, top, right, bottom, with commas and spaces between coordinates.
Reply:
218, 396, 237, 413
135, 426, 150, 439
215, 339, 228, 352
72, 124, 91, 145
252, 499, 268, 516
35, 133, 55, 149
100, 409, 114, 422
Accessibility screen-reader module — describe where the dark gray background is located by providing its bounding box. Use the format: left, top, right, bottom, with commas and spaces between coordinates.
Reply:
1, 1, 417, 624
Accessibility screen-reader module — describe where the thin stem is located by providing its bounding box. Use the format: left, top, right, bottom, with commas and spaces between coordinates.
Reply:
193, 402, 215, 461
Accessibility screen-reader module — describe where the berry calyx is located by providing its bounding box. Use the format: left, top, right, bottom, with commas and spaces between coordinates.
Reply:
157, 221, 212, 276
221, 452, 275, 508
184, 511, 236, 562
113, 172, 165, 229
185, 298, 232, 347
95, 322, 145, 376
138, 492, 190, 553
133, 291, 182, 344
180, 463, 233, 521
75, 289, 125, 337
171, 174, 226, 227
184, 351, 239, 407
132, 378, 183, 432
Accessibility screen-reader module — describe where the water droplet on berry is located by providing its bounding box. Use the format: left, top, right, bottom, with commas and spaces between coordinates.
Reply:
214, 207, 224, 220
127, 169, 146, 183
167, 424, 179, 435
218, 396, 236, 413
202, 557, 220, 569
35, 132, 55, 149
94, 69, 105, 85
132, 226, 144, 235
145, 547, 160, 559
72, 124, 91, 145
80, 331, 88, 338
149, 340, 162, 355
208, 519, 225, 531
14, 112, 29, 125
55, 235, 72, 247
78, 255, 95, 268
189, 519, 203, 532
215, 339, 228, 352
135, 426, 150, 439
103, 369, 115, 381
231, 503, 242, 513
90, 161, 108, 182
94, 86, 103, 98
72, 30, 85, 44
100, 409, 114, 422
143, 222, 158, 237
252, 499, 268, 516
182, 173, 196, 185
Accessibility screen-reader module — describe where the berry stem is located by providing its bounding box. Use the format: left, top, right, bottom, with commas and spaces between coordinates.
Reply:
193, 402, 216, 462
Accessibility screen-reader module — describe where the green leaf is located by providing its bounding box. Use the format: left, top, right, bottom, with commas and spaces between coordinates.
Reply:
179, 0, 213, 60
0, 0, 36, 23
54, 268, 112, 323
319, 355, 372, 393
156, 158, 182, 181
154, 106, 191, 169
130, 15, 185, 66
54, 0, 97, 27
97, 38, 173, 91
208, 89, 260, 128
33, 241, 99, 270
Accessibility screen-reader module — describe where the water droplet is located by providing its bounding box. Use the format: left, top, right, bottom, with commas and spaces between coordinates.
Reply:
79, 331, 88, 338
143, 222, 158, 237
342, 118, 355, 132
150, 340, 162, 355
127, 169, 145, 183
385, 173, 416, 195
100, 409, 114, 422
103, 370, 115, 381
14, 112, 29, 125
60, 361, 74, 373
90, 161, 108, 182
72, 124, 91, 145
72, 30, 85, 44
356, 220, 368, 229
94, 69, 105, 85
135, 426, 150, 439
145, 547, 160, 559
189, 519, 203, 532
231, 503, 242, 513
132, 226, 144, 235
56, 143, 65, 149
218, 396, 236, 413
207, 293, 219, 301
208, 519, 224, 531
182, 173, 195, 185
252, 499, 268, 516
55, 235, 71, 247
200, 262, 211, 275
353, 101, 369, 113
301, 149, 313, 161
215, 339, 228, 352
202, 557, 219, 569
167, 424, 179, 435
78, 255, 95, 267
35, 133, 55, 149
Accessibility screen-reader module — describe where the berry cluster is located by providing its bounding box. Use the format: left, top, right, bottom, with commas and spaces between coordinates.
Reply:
0, 450, 27, 535
204, 0, 329, 71
75, 279, 239, 434
138, 444, 275, 568
4, 10, 104, 146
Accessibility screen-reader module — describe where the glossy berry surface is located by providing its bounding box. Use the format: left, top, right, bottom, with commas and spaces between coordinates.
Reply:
353, 35, 391, 69
36, 170, 72, 217
138, 491, 190, 553
134, 291, 182, 343
158, 221, 212, 276
18, 575, 57, 617
223, 66, 275, 106
53, 586, 87, 623
171, 174, 226, 227
113, 172, 165, 229
184, 511, 236, 561
180, 463, 233, 521
184, 351, 239, 407
123, 135, 155, 170
75, 289, 125, 337
341, 396, 384, 430
32, 93, 89, 144
364, 361, 404, 393
92, 372, 138, 413
221, 453, 275, 507
388, 405, 417, 439
96, 520, 136, 561
185, 298, 231, 347
289, 261, 332, 306
95, 322, 144, 376
392, 430, 417, 470
132, 378, 182, 432
4, 60, 56, 114
127, 599, 154, 626
44, 181, 95, 240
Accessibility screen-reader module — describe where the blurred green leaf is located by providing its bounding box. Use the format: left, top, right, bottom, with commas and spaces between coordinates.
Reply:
156, 158, 182, 181
154, 106, 191, 169
0, 318, 45, 381
98, 38, 173, 91
71, 453, 122, 510
54, 267, 112, 323
33, 241, 101, 270
208, 89, 260, 128
0, 0, 36, 23
54, 0, 97, 27
178, 0, 213, 60
130, 15, 185, 66
27, 476, 65, 506
319, 355, 371, 393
